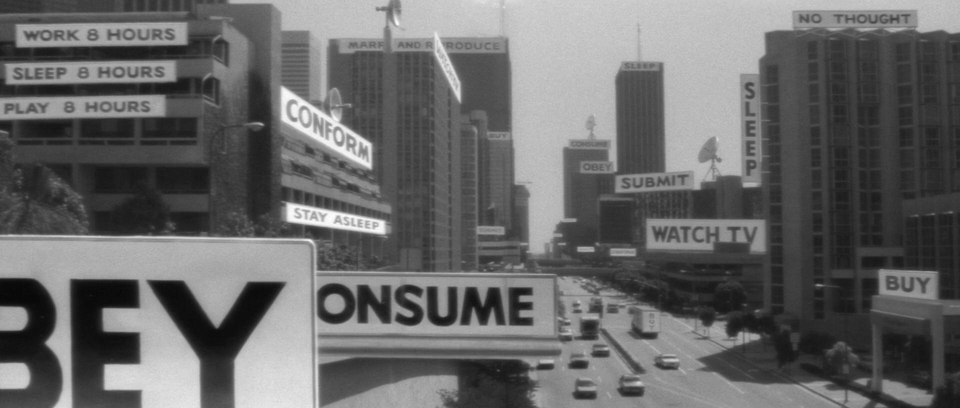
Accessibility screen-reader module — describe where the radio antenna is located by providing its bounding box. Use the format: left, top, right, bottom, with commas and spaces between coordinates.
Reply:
637, 23, 641, 60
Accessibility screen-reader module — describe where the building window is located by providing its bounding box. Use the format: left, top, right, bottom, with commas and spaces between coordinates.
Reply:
809, 105, 821, 124
857, 39, 878, 60
808, 62, 819, 82
830, 105, 848, 124
828, 38, 846, 60
898, 85, 913, 105
809, 84, 820, 103
899, 107, 913, 126
920, 63, 938, 83
859, 83, 879, 104
808, 40, 819, 60
900, 128, 914, 147
829, 82, 847, 103
202, 77, 220, 105
93, 167, 148, 193
143, 118, 198, 139
829, 61, 847, 82
79, 119, 135, 144
897, 64, 912, 83
156, 167, 209, 194
920, 40, 938, 62
896, 42, 912, 62
764, 65, 779, 84
811, 126, 821, 146
17, 120, 72, 142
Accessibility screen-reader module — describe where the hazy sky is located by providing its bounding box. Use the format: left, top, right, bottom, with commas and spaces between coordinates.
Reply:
237, 0, 958, 254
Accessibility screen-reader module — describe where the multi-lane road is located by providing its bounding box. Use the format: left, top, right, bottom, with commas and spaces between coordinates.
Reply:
531, 275, 840, 408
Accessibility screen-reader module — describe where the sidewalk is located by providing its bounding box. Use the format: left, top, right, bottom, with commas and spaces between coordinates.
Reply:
686, 318, 935, 408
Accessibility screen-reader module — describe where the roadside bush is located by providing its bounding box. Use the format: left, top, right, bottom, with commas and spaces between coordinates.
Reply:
799, 331, 837, 355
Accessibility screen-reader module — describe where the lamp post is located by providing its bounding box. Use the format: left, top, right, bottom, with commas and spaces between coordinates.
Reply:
215, 121, 264, 154
815, 283, 849, 404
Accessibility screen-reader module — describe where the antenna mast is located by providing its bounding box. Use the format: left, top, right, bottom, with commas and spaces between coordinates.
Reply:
637, 23, 641, 60
500, 0, 506, 37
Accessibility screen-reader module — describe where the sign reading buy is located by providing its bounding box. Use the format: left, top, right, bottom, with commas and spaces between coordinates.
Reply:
0, 236, 317, 408
284, 202, 387, 235
281, 86, 373, 170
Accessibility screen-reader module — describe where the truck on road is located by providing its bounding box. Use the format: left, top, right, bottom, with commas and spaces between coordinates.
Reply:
631, 308, 660, 338
588, 297, 603, 313
579, 315, 601, 340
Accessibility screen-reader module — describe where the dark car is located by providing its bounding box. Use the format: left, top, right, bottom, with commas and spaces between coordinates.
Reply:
569, 351, 589, 368
592, 343, 611, 357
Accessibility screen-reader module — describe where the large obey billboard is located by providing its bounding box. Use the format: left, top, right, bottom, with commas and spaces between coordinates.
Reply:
646, 219, 766, 252
0, 237, 317, 408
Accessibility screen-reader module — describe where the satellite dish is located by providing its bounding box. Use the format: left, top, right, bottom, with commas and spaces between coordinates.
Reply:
698, 136, 721, 163
324, 88, 352, 122
377, 0, 402, 28
585, 114, 596, 139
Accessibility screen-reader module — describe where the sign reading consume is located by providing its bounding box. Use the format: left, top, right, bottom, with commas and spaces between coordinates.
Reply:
280, 86, 373, 170
879, 269, 939, 301
0, 95, 165, 120
568, 139, 611, 149
646, 219, 767, 252
0, 237, 317, 408
792, 10, 918, 29
615, 171, 695, 193
433, 32, 462, 103
16, 22, 188, 47
580, 161, 615, 174
741, 74, 761, 183
477, 226, 506, 235
5, 61, 176, 85
284, 202, 387, 235
316, 272, 556, 337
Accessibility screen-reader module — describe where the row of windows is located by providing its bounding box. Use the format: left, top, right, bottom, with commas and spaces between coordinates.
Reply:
0, 38, 229, 65
0, 77, 222, 105
94, 166, 209, 193
13, 118, 199, 145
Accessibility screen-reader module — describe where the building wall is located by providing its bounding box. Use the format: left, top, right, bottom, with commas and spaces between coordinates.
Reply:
460, 117, 479, 271
616, 64, 665, 175
903, 192, 960, 300
562, 146, 610, 250
281, 30, 323, 102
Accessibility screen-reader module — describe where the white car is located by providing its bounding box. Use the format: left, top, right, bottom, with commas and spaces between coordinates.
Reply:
574, 377, 598, 399
655, 353, 680, 369
537, 358, 556, 370
618, 374, 645, 395
559, 328, 574, 341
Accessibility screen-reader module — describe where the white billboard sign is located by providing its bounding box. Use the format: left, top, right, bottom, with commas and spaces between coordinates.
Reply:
580, 161, 615, 174
280, 86, 373, 170
0, 95, 165, 120
284, 202, 387, 235
577, 246, 596, 253
316, 272, 556, 337
433, 32, 462, 103
5, 60, 177, 85
646, 219, 767, 252
610, 248, 637, 257
0, 237, 317, 408
477, 225, 506, 235
568, 139, 611, 149
879, 269, 939, 300
338, 37, 507, 54
16, 22, 188, 48
487, 132, 511, 141
615, 171, 695, 193
620, 61, 661, 71
741, 74, 762, 183
792, 11, 917, 29
561, 218, 577, 223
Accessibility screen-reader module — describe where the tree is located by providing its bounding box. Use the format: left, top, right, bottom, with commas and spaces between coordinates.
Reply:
699, 307, 717, 335
742, 311, 759, 334
756, 315, 778, 336
725, 311, 745, 339
217, 211, 293, 238
773, 329, 797, 369
111, 183, 174, 235
439, 361, 538, 408
0, 163, 89, 235
823, 341, 859, 377
931, 371, 960, 408
713, 280, 747, 314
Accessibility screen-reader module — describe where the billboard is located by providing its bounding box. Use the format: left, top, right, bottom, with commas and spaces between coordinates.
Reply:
646, 219, 767, 252
284, 202, 387, 235
338, 37, 507, 54
16, 22, 188, 47
568, 139, 611, 149
615, 171, 695, 193
433, 32, 462, 102
741, 74, 761, 183
579, 161, 615, 174
316, 272, 556, 337
280, 86, 373, 170
0, 95, 165, 120
620, 61, 661, 71
6, 61, 176, 85
879, 269, 939, 301
576, 246, 596, 253
487, 131, 511, 141
0, 237, 317, 408
610, 248, 637, 257
792, 11, 917, 29
477, 225, 506, 235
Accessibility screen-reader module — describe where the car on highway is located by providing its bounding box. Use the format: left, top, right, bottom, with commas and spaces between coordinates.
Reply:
559, 328, 574, 341
591, 343, 611, 357
572, 299, 581, 307
618, 374, 645, 396
654, 353, 681, 369
569, 351, 589, 368
572, 306, 582, 313
536, 358, 556, 370
573, 377, 598, 399
558, 317, 572, 326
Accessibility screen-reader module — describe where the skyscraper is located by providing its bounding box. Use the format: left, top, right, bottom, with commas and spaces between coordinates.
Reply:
615, 61, 665, 175
281, 31, 323, 102
562, 139, 613, 251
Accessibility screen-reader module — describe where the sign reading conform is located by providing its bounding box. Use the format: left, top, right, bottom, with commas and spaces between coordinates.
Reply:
792, 10, 917, 29
316, 272, 556, 337
615, 171, 695, 193
5, 60, 176, 85
280, 86, 373, 170
477, 225, 506, 235
0, 95, 165, 120
879, 269, 939, 301
646, 219, 767, 252
16, 22, 188, 47
0, 236, 317, 408
284, 202, 387, 235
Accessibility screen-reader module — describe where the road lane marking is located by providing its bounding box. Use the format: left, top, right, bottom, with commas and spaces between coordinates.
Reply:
606, 391, 612, 399
678, 367, 687, 375
647, 381, 734, 408
713, 371, 746, 394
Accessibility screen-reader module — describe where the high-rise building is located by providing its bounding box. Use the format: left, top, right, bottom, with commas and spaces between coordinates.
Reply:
460, 113, 480, 271
0, 0, 77, 13
562, 142, 612, 251
281, 31, 322, 102
479, 129, 514, 232
328, 38, 462, 272
513, 183, 530, 245
615, 61, 665, 175
761, 28, 960, 341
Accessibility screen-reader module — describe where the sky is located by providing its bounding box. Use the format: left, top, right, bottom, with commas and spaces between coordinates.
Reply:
236, 0, 959, 254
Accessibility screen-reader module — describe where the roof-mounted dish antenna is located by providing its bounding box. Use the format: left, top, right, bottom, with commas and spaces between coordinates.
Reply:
324, 88, 352, 122
585, 114, 597, 139
698, 136, 722, 181
377, 0, 401, 28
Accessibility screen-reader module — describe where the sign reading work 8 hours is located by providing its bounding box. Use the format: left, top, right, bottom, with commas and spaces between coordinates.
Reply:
0, 237, 317, 408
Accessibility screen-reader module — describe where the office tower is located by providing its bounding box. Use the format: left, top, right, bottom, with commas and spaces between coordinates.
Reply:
479, 129, 514, 231
562, 143, 612, 250
761, 28, 960, 337
281, 31, 323, 102
328, 38, 462, 272
615, 61, 665, 175
513, 183, 530, 245
460, 114, 479, 271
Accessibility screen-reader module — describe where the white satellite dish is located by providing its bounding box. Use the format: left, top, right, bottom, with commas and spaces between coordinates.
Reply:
698, 137, 722, 181
324, 88, 352, 122
585, 114, 597, 139
377, 0, 402, 28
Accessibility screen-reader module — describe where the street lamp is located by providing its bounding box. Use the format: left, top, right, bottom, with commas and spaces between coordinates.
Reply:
815, 283, 850, 403
215, 121, 264, 154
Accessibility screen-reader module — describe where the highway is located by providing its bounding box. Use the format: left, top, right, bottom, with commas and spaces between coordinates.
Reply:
531, 275, 840, 408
